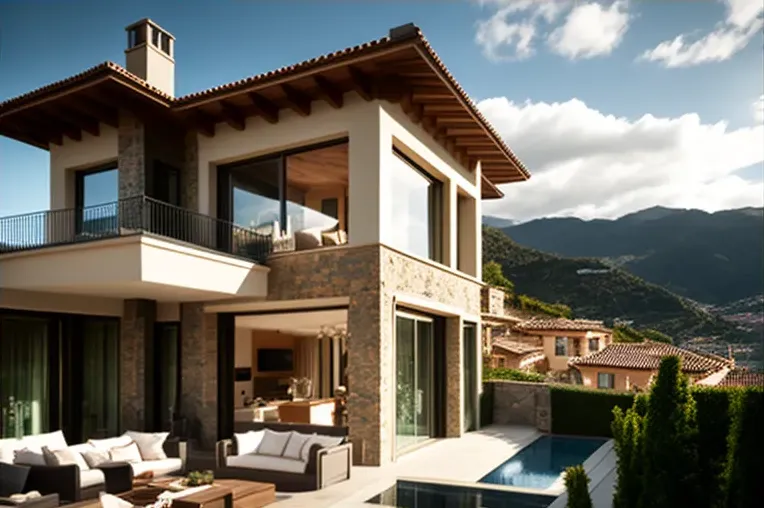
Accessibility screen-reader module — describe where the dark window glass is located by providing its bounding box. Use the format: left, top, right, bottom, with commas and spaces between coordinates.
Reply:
151, 27, 160, 47
230, 158, 281, 236
160, 33, 171, 55
321, 198, 339, 220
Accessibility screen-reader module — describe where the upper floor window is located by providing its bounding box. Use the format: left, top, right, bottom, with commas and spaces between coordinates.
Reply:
589, 338, 600, 352
77, 166, 118, 208
597, 372, 615, 389
554, 337, 568, 356
389, 150, 443, 263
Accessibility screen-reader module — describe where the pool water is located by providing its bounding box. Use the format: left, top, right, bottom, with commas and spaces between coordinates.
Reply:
367, 480, 557, 508
480, 435, 608, 490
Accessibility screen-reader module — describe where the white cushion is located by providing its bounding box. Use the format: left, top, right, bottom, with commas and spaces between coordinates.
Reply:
256, 429, 291, 457
0, 438, 21, 464
125, 431, 168, 460
300, 434, 343, 461
89, 435, 132, 451
43, 446, 90, 471
130, 458, 182, 477
283, 432, 311, 460
109, 441, 142, 463
21, 431, 67, 452
226, 454, 307, 473
81, 449, 111, 469
234, 431, 264, 456
80, 469, 106, 488
13, 448, 46, 466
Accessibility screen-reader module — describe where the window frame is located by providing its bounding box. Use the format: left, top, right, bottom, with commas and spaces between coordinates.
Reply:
554, 336, 569, 357
588, 338, 600, 353
597, 372, 615, 390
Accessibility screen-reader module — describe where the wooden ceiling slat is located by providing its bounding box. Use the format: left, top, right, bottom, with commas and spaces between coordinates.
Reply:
247, 92, 280, 124
219, 100, 246, 131
446, 127, 484, 136
45, 104, 100, 137
435, 116, 474, 125
280, 84, 311, 117
422, 104, 464, 113
67, 94, 119, 129
312, 75, 343, 109
347, 66, 373, 101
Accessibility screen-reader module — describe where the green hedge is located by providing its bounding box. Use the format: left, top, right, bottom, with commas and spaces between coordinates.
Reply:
483, 367, 545, 383
550, 385, 636, 437
693, 386, 736, 507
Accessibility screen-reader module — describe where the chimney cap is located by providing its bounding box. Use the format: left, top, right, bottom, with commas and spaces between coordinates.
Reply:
125, 18, 176, 40
389, 23, 420, 41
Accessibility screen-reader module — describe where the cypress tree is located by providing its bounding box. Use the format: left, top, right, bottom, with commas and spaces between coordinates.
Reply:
612, 405, 644, 508
641, 355, 700, 508
724, 388, 764, 508
565, 465, 593, 508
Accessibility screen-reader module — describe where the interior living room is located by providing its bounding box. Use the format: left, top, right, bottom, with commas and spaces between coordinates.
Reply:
232, 310, 348, 427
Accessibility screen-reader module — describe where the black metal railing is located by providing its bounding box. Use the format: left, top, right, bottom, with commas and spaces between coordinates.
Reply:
0, 195, 273, 263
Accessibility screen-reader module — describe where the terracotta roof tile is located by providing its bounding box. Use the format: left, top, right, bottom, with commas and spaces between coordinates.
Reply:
569, 342, 732, 374
516, 318, 611, 333
717, 369, 764, 387
492, 339, 543, 356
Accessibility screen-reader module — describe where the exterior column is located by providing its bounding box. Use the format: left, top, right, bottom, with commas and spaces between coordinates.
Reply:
118, 110, 146, 229
120, 299, 156, 432
182, 129, 199, 212
179, 303, 218, 449
445, 316, 463, 437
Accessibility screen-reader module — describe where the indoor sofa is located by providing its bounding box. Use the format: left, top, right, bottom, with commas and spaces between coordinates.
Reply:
216, 422, 351, 492
0, 430, 186, 503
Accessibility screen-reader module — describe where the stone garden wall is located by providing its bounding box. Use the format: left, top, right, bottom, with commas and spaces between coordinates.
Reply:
490, 380, 551, 432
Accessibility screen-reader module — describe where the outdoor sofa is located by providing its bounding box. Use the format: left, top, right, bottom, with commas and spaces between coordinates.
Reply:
0, 430, 186, 503
216, 422, 351, 492
0, 463, 59, 508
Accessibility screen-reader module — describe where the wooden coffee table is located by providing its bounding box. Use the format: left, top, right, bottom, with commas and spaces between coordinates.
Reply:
149, 478, 276, 508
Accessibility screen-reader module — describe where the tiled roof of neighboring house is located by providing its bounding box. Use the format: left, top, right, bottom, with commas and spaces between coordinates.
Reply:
492, 339, 543, 356
515, 318, 611, 333
717, 369, 764, 387
569, 342, 732, 374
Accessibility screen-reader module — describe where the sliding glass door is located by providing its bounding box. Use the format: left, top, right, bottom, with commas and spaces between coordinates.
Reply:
79, 319, 119, 440
396, 312, 435, 452
463, 323, 478, 432
0, 316, 50, 438
155, 323, 180, 431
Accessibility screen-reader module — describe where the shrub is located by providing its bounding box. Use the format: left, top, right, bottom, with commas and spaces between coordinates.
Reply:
640, 328, 673, 344
693, 386, 735, 507
483, 260, 515, 294
550, 385, 635, 437
724, 388, 764, 508
515, 294, 573, 318
641, 356, 700, 508
564, 465, 593, 508
611, 405, 644, 508
483, 367, 545, 383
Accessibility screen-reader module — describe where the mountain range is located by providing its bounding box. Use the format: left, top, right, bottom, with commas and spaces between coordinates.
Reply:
485, 206, 764, 306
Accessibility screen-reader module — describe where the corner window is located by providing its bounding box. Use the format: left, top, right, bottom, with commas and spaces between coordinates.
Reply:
554, 337, 568, 356
588, 338, 600, 352
597, 372, 615, 389
389, 149, 443, 263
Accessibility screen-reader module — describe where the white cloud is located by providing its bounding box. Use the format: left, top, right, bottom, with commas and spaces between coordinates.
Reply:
754, 95, 764, 123
639, 0, 764, 67
548, 1, 630, 59
474, 0, 630, 61
478, 97, 764, 221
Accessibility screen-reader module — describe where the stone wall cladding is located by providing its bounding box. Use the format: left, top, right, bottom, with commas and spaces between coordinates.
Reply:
117, 110, 146, 199
491, 380, 551, 432
481, 287, 506, 315
120, 299, 156, 432
180, 303, 219, 449
182, 130, 199, 211
445, 317, 463, 437
267, 244, 482, 465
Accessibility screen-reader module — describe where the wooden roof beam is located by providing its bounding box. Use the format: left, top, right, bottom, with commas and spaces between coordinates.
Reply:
68, 95, 119, 129
219, 101, 246, 131
28, 111, 81, 141
47, 105, 100, 137
411, 87, 452, 101
194, 110, 216, 137
312, 76, 343, 109
280, 84, 311, 117
247, 92, 279, 124
347, 66, 373, 101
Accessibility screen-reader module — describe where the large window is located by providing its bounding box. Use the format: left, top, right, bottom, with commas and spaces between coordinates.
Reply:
588, 338, 600, 352
597, 372, 615, 390
75, 165, 119, 235
396, 312, 435, 452
554, 337, 568, 356
389, 151, 443, 262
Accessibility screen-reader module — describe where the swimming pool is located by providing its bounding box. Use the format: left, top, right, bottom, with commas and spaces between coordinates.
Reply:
480, 435, 608, 490
367, 480, 557, 508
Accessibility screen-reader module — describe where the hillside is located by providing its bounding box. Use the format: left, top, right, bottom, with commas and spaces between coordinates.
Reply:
482, 226, 751, 344
500, 206, 764, 305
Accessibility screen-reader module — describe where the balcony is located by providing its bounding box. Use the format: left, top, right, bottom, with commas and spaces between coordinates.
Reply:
0, 196, 271, 301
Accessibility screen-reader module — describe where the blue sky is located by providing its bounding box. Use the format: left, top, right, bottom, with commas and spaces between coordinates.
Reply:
1, 0, 762, 220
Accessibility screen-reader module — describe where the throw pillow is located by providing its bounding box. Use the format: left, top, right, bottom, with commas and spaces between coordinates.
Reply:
12, 448, 45, 467
234, 431, 264, 456
125, 431, 169, 461
256, 429, 291, 457
42, 446, 90, 471
294, 229, 322, 250
282, 431, 311, 460
81, 449, 111, 469
109, 441, 142, 463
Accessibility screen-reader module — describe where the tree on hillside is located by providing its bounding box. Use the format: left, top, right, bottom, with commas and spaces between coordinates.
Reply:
724, 388, 764, 508
640, 328, 673, 344
483, 260, 514, 294
641, 355, 700, 508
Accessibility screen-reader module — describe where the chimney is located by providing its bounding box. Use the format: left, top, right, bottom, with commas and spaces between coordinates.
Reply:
124, 19, 175, 96
388, 23, 419, 41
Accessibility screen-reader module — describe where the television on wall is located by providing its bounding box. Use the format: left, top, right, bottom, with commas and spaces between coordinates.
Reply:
257, 348, 294, 372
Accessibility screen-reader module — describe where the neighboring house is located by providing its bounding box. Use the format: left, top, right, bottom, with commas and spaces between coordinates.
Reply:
489, 338, 546, 371
569, 342, 734, 391
716, 369, 764, 387
513, 318, 613, 372
0, 20, 530, 466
